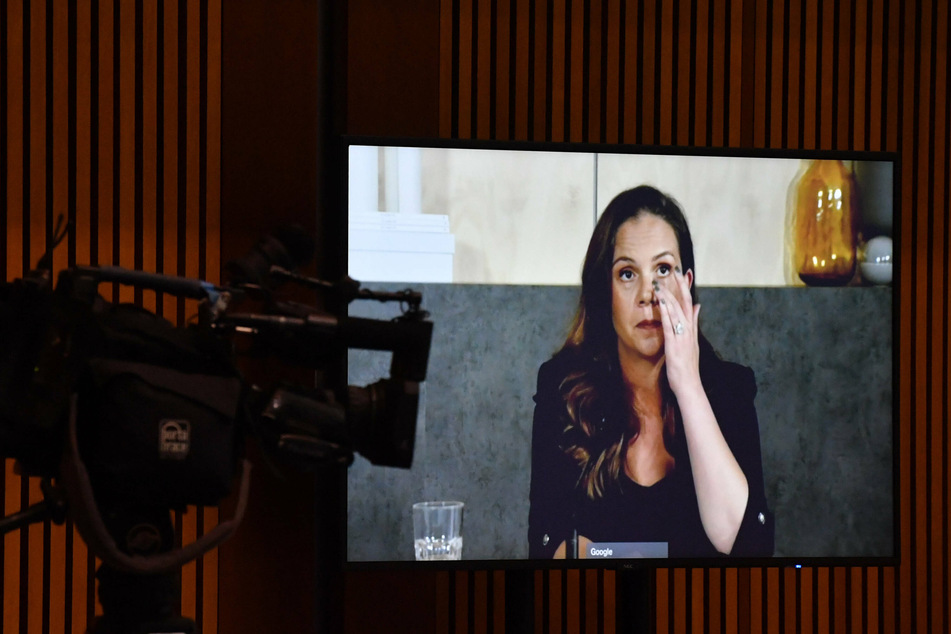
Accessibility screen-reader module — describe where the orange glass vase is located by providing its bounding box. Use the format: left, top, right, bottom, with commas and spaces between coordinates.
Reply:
790, 159, 859, 286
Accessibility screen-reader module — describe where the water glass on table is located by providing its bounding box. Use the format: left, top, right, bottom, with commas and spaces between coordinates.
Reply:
413, 501, 464, 561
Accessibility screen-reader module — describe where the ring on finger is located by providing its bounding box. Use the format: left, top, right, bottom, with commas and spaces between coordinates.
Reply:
674, 321, 685, 335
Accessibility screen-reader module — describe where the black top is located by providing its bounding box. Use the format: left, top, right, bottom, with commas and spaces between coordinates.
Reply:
528, 338, 774, 559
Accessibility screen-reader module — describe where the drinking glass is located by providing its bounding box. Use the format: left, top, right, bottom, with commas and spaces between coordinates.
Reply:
412, 501, 464, 561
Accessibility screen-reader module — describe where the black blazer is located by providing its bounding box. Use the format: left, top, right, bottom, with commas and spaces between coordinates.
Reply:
527, 338, 774, 559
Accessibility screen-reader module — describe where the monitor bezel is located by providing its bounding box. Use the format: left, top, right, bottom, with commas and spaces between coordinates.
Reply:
339, 134, 902, 572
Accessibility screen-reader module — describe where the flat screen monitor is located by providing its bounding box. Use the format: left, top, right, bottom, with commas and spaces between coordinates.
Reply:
343, 137, 898, 569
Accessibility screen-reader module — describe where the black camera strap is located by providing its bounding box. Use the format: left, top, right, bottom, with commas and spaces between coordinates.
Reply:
60, 395, 252, 575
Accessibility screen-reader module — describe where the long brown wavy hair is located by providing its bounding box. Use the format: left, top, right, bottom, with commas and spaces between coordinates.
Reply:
559, 185, 698, 499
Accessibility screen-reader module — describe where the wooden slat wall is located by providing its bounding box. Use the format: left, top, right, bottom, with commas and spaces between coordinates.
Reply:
435, 0, 949, 632
1, 0, 221, 632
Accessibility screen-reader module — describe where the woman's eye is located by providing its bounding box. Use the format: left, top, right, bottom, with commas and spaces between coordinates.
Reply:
656, 264, 672, 277
618, 269, 635, 281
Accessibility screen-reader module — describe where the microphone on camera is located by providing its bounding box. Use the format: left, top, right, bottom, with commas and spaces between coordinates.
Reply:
224, 224, 316, 290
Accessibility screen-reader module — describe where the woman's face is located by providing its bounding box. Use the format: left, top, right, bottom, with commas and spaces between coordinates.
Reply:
610, 213, 693, 361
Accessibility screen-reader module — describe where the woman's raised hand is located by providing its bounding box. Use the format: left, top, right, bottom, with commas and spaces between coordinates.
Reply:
655, 267, 702, 396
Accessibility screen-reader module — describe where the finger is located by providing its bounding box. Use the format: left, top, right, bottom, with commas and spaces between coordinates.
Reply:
654, 280, 676, 339
658, 284, 688, 339
657, 281, 687, 331
674, 267, 694, 317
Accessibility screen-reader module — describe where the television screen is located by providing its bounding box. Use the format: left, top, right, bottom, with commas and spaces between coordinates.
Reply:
344, 137, 898, 568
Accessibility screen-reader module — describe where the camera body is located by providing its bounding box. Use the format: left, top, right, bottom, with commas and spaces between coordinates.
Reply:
1, 230, 432, 543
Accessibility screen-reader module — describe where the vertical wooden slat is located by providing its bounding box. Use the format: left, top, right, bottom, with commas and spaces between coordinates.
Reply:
868, 567, 881, 633
706, 568, 719, 634
97, 0, 113, 277
72, 4, 93, 626
513, 0, 529, 140
884, 0, 900, 152
903, 1, 924, 633
184, 0, 199, 289
563, 569, 578, 633
47, 5, 68, 631
709, 0, 725, 147
495, 0, 512, 140
202, 3, 221, 627
923, 0, 945, 630
533, 0, 548, 140
457, 0, 472, 138
26, 478, 42, 632
654, 568, 668, 634
141, 0, 157, 313
768, 0, 785, 148
179, 0, 201, 618
439, 0, 453, 137
476, 0, 491, 139
896, 6, 914, 634
798, 568, 812, 634
867, 0, 883, 151
937, 4, 951, 633
584, 0, 600, 143
669, 568, 683, 633
493, 570, 506, 633
456, 571, 470, 633
52, 0, 67, 275
162, 0, 177, 325
801, 0, 817, 149
5, 0, 23, 280
602, 570, 615, 633
117, 0, 133, 305
567, 0, 582, 142
831, 567, 846, 633
779, 567, 793, 633
620, 0, 637, 145
4, 463, 21, 634
581, 569, 595, 633
690, 569, 702, 634
28, 0, 44, 273
836, 0, 853, 150
726, 0, 742, 146
721, 568, 736, 634
603, 0, 619, 143
817, 0, 832, 148
764, 567, 778, 633
76, 0, 91, 270
69, 525, 88, 634
435, 570, 450, 633
785, 0, 801, 149
637, 0, 654, 144
675, 0, 690, 147
692, 0, 708, 147
852, 0, 867, 150
547, 0, 564, 141
24, 8, 44, 633
751, 0, 766, 148
656, 0, 672, 146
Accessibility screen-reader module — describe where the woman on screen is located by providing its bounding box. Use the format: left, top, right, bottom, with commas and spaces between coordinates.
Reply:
528, 185, 773, 558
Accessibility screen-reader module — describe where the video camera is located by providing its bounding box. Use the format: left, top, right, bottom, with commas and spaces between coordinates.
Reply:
0, 221, 433, 629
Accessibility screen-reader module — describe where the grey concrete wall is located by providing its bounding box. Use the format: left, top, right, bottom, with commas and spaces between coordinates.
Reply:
346, 284, 893, 562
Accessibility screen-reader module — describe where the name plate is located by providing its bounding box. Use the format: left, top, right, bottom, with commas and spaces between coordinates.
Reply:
585, 542, 669, 559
